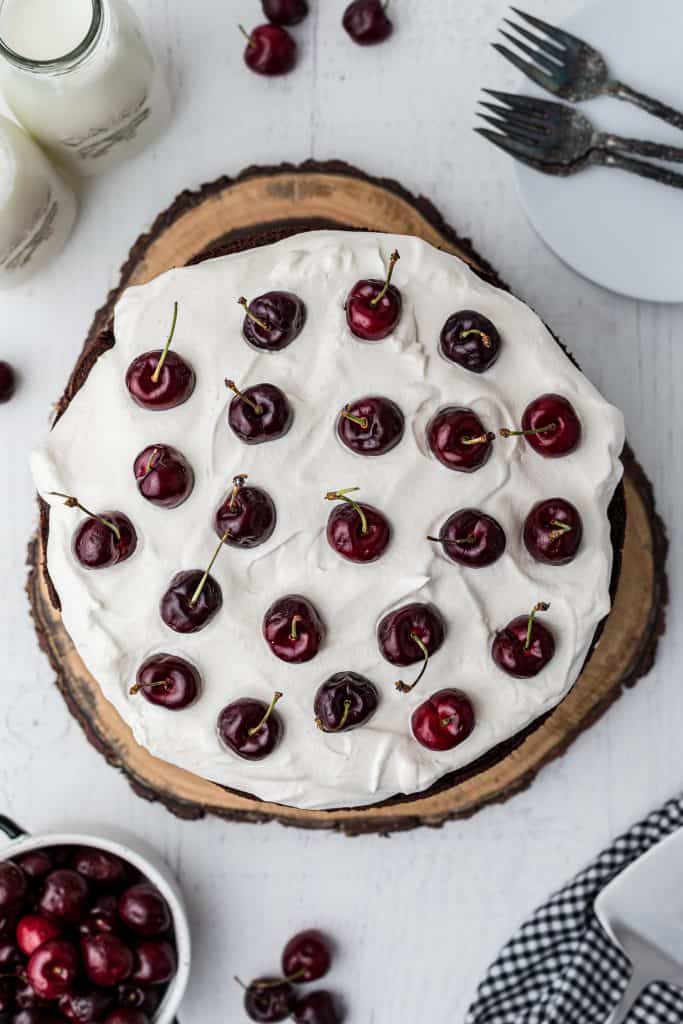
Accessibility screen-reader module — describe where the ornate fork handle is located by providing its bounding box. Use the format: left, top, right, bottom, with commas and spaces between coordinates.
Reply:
592, 149, 683, 189
606, 80, 683, 132
602, 134, 683, 163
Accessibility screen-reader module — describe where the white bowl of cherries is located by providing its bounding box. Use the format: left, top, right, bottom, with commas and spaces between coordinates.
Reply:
0, 815, 190, 1024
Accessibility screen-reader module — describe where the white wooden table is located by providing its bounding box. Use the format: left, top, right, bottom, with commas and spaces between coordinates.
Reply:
1, 2, 680, 1020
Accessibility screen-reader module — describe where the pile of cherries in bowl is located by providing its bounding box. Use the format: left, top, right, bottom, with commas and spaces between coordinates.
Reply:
0, 846, 178, 1024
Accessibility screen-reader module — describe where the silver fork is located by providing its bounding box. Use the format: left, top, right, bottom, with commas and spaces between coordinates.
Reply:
476, 90, 683, 189
495, 7, 683, 132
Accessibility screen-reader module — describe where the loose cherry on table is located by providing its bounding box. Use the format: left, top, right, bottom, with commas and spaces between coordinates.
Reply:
524, 498, 583, 565
239, 292, 306, 352
294, 991, 342, 1024
492, 602, 556, 678
159, 534, 226, 633
324, 487, 391, 563
130, 653, 201, 710
336, 395, 404, 456
133, 444, 194, 510
16, 914, 61, 956
342, 0, 394, 45
439, 310, 501, 373
118, 883, 171, 937
314, 672, 378, 733
411, 689, 476, 752
81, 933, 134, 987
214, 474, 277, 548
240, 23, 297, 76
226, 379, 293, 445
217, 692, 284, 761
427, 407, 495, 472
26, 938, 79, 999
39, 870, 89, 924
262, 595, 325, 664
262, 0, 309, 25
345, 249, 401, 341
242, 977, 296, 1023
428, 508, 506, 568
50, 493, 137, 570
131, 939, 177, 985
59, 988, 115, 1023
377, 603, 446, 694
500, 394, 581, 457
125, 303, 195, 411
281, 930, 331, 984
0, 360, 16, 403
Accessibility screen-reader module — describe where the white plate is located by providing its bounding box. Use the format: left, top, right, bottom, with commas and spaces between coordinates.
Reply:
513, 0, 683, 303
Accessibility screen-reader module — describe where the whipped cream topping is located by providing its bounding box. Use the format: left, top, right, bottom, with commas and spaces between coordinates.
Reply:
32, 232, 625, 810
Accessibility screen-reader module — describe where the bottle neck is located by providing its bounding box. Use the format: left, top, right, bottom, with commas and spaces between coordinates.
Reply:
0, 0, 105, 76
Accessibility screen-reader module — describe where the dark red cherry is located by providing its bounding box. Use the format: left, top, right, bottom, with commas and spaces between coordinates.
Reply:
263, 596, 325, 664
16, 916, 61, 957
131, 940, 176, 986
59, 989, 114, 1024
160, 533, 226, 633
81, 934, 133, 987
294, 991, 342, 1024
0, 361, 16, 403
78, 893, 120, 938
427, 407, 494, 472
15, 852, 51, 883
336, 396, 404, 456
524, 498, 583, 565
71, 847, 126, 886
50, 494, 137, 570
377, 603, 446, 693
429, 508, 506, 567
492, 603, 555, 678
226, 380, 293, 445
14, 1012, 64, 1024
0, 906, 18, 942
217, 693, 284, 761
314, 672, 378, 733
26, 940, 78, 1000
325, 488, 391, 563
133, 444, 194, 509
501, 394, 581, 457
0, 939, 24, 974
125, 303, 195, 411
345, 250, 401, 341
14, 979, 46, 1009
130, 653, 201, 710
0, 863, 26, 911
214, 475, 276, 548
411, 689, 475, 752
241, 24, 297, 75
239, 292, 306, 352
39, 871, 88, 924
118, 884, 171, 938
104, 1011, 150, 1024
439, 311, 500, 373
116, 984, 160, 1016
343, 0, 393, 44
244, 979, 296, 1023
282, 930, 331, 984
262, 0, 309, 24
0, 977, 14, 1014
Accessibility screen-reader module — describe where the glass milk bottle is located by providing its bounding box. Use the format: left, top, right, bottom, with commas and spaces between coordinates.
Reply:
0, 115, 76, 286
0, 0, 170, 176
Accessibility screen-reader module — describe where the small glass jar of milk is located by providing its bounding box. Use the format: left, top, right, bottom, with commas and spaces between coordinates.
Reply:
0, 0, 170, 176
0, 115, 76, 286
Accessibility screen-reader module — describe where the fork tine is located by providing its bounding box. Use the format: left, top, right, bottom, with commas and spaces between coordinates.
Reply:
475, 127, 547, 165
478, 103, 548, 135
476, 112, 543, 145
502, 18, 565, 59
481, 89, 554, 117
491, 43, 560, 93
498, 29, 564, 74
510, 8, 582, 50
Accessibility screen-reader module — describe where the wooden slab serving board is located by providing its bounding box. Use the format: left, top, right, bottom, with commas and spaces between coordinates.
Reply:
26, 161, 668, 835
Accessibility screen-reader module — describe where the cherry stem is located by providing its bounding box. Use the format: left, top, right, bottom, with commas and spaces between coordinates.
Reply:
229, 474, 248, 511
151, 302, 179, 384
462, 432, 495, 446
237, 25, 255, 48
238, 296, 269, 331
190, 531, 230, 607
250, 970, 306, 989
340, 407, 369, 430
144, 448, 160, 476
225, 378, 263, 415
441, 713, 459, 727
395, 633, 430, 694
248, 691, 283, 736
324, 487, 368, 536
460, 327, 491, 349
289, 615, 303, 641
549, 519, 572, 540
370, 249, 400, 307
525, 602, 550, 651
49, 492, 121, 543
317, 699, 352, 733
129, 678, 172, 696
500, 423, 557, 439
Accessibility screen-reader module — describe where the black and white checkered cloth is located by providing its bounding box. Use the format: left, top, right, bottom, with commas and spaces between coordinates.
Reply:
466, 797, 683, 1024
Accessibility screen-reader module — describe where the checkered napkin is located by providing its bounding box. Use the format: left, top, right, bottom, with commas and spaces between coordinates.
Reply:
466, 797, 683, 1024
